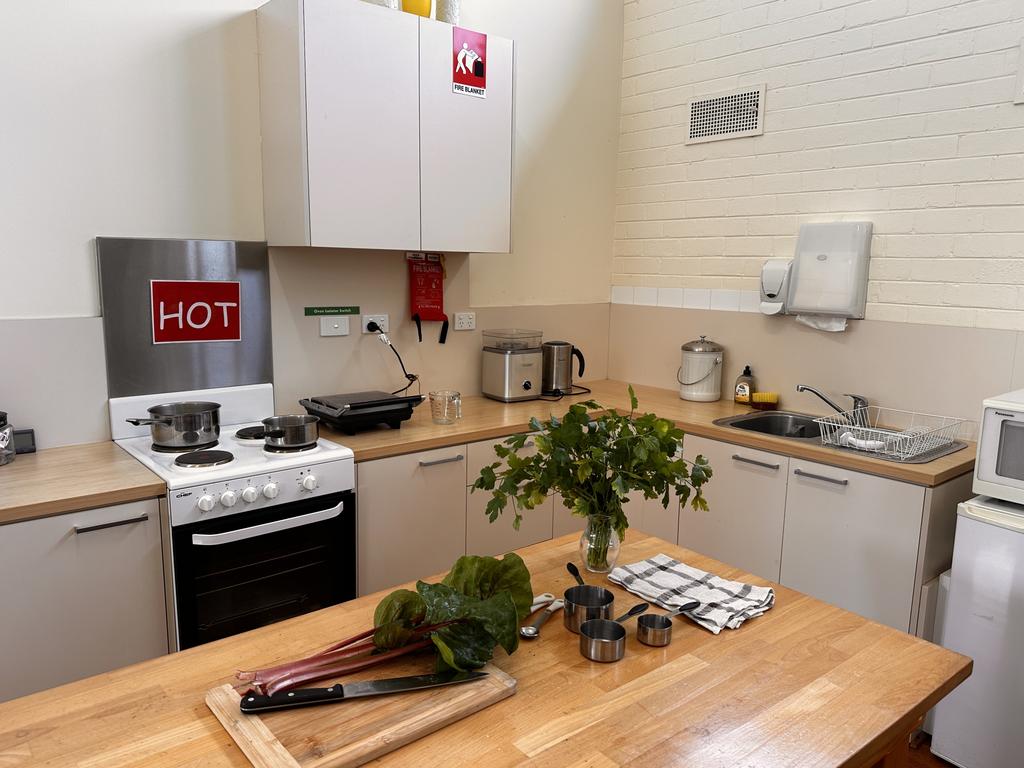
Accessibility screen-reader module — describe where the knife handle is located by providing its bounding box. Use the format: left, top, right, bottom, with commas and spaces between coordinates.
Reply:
240, 684, 345, 714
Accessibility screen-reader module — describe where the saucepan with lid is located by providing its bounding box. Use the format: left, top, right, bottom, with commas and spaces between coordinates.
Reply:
126, 401, 221, 450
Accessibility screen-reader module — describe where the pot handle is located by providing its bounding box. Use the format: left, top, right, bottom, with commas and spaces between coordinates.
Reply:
126, 417, 173, 426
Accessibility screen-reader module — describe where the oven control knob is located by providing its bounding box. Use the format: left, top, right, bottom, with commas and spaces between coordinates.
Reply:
197, 494, 216, 513
241, 486, 259, 503
301, 474, 319, 491
220, 490, 238, 508
262, 482, 279, 499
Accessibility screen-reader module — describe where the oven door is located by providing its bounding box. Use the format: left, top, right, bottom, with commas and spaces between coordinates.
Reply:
171, 490, 355, 649
975, 407, 1024, 504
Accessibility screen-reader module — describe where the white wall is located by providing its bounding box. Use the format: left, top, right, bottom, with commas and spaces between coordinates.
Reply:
0, 0, 265, 319
461, 0, 622, 307
615, 0, 1024, 330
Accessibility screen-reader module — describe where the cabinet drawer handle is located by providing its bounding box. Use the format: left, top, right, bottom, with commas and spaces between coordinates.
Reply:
419, 454, 465, 467
74, 512, 149, 535
731, 454, 780, 471
793, 468, 848, 486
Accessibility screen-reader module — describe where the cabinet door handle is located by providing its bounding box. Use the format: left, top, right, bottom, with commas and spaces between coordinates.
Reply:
419, 454, 465, 467
74, 512, 149, 535
793, 468, 849, 486
731, 454, 780, 471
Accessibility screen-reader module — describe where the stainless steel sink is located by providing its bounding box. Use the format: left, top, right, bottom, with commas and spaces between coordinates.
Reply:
714, 411, 823, 441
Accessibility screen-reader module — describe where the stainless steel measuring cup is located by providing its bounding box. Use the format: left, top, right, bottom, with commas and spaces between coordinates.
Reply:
636, 600, 700, 647
563, 562, 615, 634
579, 602, 649, 662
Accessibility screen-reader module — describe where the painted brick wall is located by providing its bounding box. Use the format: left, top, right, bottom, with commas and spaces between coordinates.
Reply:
615, 0, 1024, 329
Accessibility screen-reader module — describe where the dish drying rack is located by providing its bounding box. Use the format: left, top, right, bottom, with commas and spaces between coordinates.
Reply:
815, 407, 969, 462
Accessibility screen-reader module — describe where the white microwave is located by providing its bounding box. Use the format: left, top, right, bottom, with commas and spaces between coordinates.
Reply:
975, 389, 1024, 504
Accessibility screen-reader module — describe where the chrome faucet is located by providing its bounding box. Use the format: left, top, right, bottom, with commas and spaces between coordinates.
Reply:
796, 385, 868, 415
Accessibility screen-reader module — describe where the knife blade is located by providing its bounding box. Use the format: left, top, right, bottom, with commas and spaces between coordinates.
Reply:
239, 670, 489, 714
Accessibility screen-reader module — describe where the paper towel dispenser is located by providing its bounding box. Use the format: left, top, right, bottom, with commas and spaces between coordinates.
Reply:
785, 222, 872, 319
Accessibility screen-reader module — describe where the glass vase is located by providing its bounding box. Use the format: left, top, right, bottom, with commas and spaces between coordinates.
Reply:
579, 514, 621, 573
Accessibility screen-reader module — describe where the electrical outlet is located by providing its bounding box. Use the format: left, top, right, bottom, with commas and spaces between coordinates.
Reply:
362, 314, 389, 333
319, 316, 349, 337
454, 312, 476, 330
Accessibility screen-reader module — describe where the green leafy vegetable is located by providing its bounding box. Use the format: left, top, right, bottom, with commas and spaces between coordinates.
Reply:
237, 552, 534, 696
441, 552, 533, 621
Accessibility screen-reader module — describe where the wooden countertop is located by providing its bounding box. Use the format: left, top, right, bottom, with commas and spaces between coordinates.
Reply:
0, 379, 975, 528
0, 442, 164, 527
0, 532, 971, 767
327, 379, 975, 486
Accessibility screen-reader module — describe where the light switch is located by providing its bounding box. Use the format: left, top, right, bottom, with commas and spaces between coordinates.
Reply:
320, 316, 350, 337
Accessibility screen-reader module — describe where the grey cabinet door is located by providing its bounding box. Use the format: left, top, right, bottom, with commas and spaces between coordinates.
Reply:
680, 435, 789, 582
357, 445, 469, 595
0, 500, 167, 702
780, 458, 925, 631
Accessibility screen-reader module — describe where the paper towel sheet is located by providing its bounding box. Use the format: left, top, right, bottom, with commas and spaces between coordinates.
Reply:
795, 314, 847, 332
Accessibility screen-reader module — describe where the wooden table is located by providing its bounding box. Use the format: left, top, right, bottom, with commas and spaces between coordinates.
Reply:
0, 533, 970, 767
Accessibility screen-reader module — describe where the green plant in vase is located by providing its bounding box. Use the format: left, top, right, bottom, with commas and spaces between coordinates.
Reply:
471, 386, 712, 573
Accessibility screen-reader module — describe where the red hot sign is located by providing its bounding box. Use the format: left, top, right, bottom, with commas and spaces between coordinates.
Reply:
452, 26, 487, 98
150, 280, 241, 344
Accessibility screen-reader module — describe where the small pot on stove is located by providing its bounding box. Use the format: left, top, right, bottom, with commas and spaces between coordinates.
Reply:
260, 415, 319, 450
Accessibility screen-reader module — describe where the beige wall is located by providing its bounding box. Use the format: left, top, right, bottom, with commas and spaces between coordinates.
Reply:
0, 0, 265, 319
616, 0, 1024, 330
461, 0, 622, 307
269, 249, 609, 412
609, 303, 1024, 422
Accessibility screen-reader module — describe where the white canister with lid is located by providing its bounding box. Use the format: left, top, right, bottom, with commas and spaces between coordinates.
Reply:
677, 336, 724, 402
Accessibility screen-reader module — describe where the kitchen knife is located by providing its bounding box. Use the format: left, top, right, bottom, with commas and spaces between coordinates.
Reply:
239, 670, 489, 714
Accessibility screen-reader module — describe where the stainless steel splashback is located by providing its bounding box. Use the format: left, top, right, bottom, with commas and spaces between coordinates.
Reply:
97, 237, 272, 397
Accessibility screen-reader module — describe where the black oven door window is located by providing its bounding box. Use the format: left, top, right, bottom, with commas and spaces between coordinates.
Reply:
997, 421, 1024, 482
172, 491, 355, 649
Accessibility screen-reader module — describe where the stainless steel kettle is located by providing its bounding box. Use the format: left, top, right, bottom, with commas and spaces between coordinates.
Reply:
541, 341, 585, 395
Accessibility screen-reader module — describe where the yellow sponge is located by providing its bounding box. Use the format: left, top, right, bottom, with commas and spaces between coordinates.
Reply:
751, 392, 779, 411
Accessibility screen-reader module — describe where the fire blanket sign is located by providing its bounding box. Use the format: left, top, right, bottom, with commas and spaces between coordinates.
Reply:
150, 280, 241, 344
408, 253, 445, 322
452, 26, 487, 98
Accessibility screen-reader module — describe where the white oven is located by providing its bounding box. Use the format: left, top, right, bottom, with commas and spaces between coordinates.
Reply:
974, 389, 1024, 504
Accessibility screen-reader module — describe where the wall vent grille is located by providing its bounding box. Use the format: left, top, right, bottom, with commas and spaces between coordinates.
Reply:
686, 85, 766, 145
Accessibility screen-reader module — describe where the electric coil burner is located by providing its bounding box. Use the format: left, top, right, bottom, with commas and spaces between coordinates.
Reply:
174, 449, 234, 468
264, 442, 317, 454
234, 426, 266, 441
152, 440, 219, 454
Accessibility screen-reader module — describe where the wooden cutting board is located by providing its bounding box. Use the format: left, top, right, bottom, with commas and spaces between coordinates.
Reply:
206, 662, 516, 768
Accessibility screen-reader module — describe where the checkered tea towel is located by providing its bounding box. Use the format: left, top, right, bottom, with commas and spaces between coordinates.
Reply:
608, 554, 775, 635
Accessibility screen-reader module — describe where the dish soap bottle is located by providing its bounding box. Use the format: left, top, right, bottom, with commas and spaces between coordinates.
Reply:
734, 366, 755, 405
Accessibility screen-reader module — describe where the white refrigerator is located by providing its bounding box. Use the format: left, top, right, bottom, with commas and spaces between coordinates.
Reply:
931, 496, 1024, 768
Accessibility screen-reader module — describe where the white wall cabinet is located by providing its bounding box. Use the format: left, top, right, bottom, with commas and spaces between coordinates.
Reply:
356, 445, 468, 595
780, 458, 926, 631
680, 435, 789, 582
466, 438, 553, 557
0, 500, 167, 702
258, 0, 513, 252
419, 18, 513, 253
